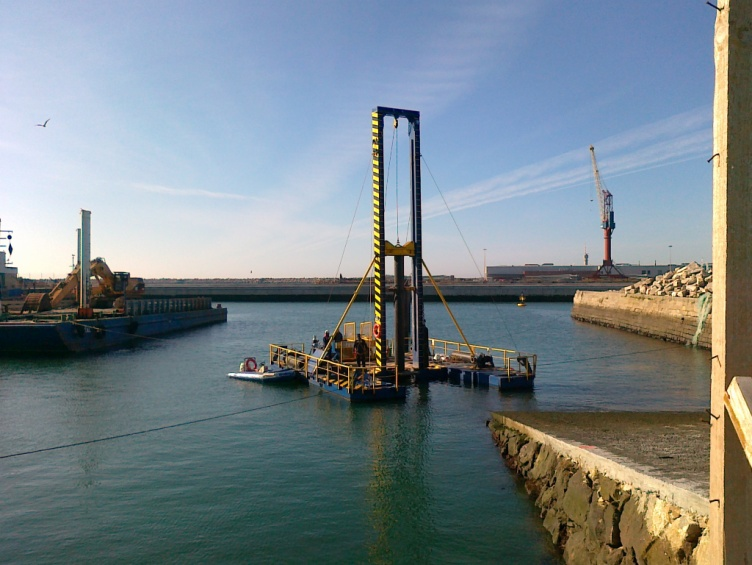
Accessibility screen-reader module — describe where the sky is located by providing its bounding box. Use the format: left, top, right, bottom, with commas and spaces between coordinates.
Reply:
1, 1, 716, 279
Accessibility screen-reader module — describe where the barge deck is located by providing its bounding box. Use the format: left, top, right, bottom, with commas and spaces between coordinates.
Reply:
0, 297, 227, 355
266, 336, 537, 402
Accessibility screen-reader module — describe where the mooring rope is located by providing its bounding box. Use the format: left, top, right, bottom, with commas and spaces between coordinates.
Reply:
0, 393, 319, 460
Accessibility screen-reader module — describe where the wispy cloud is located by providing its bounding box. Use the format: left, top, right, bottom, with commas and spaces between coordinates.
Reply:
277, 2, 543, 206
380, 2, 542, 115
422, 106, 712, 218
276, 106, 713, 260
132, 182, 249, 200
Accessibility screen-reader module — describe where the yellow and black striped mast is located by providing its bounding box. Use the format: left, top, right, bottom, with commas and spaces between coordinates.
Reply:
371, 109, 388, 372
371, 106, 427, 374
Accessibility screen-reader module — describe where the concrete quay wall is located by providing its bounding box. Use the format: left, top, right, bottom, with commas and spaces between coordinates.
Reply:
571, 290, 712, 350
144, 282, 627, 302
489, 414, 709, 564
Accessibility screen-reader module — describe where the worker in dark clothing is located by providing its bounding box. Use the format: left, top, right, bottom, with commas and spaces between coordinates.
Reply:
354, 334, 368, 367
321, 330, 331, 359
332, 329, 343, 361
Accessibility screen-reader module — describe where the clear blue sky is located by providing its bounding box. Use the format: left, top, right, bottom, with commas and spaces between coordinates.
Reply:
1, 1, 715, 279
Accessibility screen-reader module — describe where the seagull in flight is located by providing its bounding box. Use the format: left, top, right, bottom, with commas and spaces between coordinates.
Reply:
36, 119, 50, 127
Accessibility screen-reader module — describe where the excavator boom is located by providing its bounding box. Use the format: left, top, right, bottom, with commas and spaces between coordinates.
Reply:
22, 258, 145, 313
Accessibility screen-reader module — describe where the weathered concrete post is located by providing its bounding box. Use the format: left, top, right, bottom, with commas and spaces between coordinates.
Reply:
710, 0, 752, 561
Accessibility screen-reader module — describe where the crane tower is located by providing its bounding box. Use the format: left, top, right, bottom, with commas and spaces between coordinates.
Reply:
589, 145, 623, 277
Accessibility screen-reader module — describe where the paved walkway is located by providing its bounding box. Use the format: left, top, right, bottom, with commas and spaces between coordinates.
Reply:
494, 411, 710, 498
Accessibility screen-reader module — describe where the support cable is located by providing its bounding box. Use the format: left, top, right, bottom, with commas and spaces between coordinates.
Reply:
420, 155, 484, 278
384, 125, 397, 217
327, 155, 372, 302
421, 154, 518, 350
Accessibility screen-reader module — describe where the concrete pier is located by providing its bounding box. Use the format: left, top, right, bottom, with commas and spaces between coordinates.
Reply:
571, 290, 712, 349
489, 412, 710, 564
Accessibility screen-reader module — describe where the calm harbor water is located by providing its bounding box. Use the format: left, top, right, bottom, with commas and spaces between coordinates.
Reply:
0, 302, 710, 563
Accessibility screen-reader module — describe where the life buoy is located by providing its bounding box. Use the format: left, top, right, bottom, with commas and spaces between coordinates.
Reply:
244, 357, 257, 372
372, 323, 381, 339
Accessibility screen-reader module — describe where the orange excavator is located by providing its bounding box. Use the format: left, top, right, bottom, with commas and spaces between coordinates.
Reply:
21, 258, 145, 313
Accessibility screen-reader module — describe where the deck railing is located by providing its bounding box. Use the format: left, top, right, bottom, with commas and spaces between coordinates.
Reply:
268, 343, 390, 394
428, 338, 537, 379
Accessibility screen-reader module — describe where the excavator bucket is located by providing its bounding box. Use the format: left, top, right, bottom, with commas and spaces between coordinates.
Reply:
21, 292, 52, 313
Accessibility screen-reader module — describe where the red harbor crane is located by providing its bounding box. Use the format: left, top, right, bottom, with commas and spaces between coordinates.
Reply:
589, 145, 623, 277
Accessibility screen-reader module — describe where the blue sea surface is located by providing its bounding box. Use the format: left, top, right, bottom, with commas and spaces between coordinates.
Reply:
0, 302, 709, 563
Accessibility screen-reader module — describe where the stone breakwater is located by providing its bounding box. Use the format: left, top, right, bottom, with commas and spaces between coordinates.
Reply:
571, 262, 713, 349
489, 414, 709, 565
571, 291, 712, 349
621, 262, 712, 300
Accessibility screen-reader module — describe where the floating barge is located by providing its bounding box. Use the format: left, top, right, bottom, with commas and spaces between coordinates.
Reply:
0, 297, 227, 355
0, 210, 227, 355
255, 106, 537, 403
431, 339, 536, 390
269, 340, 406, 402
267, 334, 536, 402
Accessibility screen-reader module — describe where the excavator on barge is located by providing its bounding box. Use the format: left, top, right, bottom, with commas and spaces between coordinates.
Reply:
2, 209, 226, 355
21, 258, 145, 313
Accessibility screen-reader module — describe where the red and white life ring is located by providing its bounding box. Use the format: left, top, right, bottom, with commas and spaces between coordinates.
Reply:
244, 357, 257, 372
372, 323, 381, 339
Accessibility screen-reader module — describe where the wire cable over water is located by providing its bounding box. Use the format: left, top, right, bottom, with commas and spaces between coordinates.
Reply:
0, 393, 319, 460
536, 343, 690, 367
327, 155, 372, 304
421, 154, 518, 351
0, 341, 703, 460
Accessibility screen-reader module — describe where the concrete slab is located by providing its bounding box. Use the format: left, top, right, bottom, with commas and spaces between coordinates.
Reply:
493, 411, 710, 499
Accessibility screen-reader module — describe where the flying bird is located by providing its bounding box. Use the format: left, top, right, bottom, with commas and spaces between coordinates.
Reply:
36, 119, 50, 127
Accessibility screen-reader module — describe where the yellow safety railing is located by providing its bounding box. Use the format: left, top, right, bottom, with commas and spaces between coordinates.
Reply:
269, 343, 396, 394
428, 338, 537, 380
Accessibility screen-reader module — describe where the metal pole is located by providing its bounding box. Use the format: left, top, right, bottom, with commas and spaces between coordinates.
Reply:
79, 210, 91, 311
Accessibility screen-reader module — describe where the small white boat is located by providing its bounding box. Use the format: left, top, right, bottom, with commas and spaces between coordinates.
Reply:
228, 358, 298, 383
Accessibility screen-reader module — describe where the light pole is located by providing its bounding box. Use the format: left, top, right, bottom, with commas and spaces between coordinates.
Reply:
483, 248, 487, 282
668, 245, 673, 270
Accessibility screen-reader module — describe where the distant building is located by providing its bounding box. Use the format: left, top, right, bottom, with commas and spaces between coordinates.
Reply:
486, 264, 674, 281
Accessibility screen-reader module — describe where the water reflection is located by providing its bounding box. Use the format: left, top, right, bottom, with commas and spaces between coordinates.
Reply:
0, 302, 707, 563
365, 384, 435, 563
